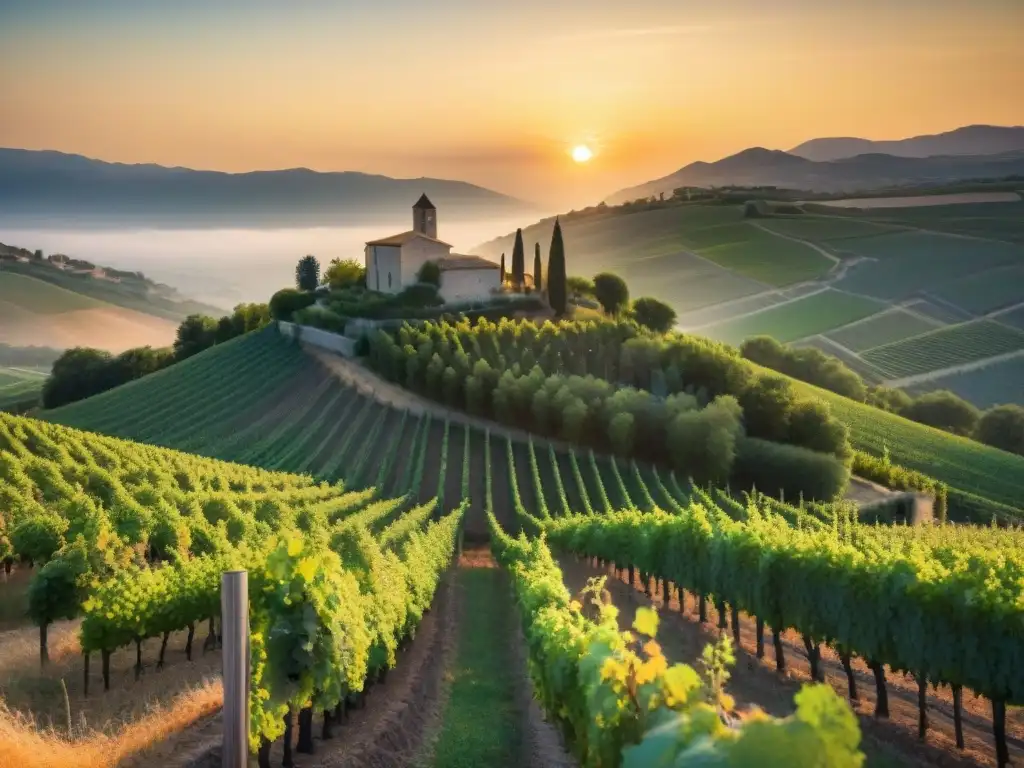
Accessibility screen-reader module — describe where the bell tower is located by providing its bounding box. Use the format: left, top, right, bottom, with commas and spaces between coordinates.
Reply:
412, 193, 437, 239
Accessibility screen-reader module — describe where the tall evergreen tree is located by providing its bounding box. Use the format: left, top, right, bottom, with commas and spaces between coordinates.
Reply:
511, 228, 525, 289
499, 252, 506, 284
547, 218, 567, 315
533, 242, 542, 293
295, 254, 320, 291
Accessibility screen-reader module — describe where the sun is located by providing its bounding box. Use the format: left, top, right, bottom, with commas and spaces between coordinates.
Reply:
571, 145, 593, 163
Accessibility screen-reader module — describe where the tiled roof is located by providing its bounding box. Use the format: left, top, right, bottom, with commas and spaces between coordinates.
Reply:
413, 193, 436, 210
365, 230, 452, 247
437, 254, 500, 271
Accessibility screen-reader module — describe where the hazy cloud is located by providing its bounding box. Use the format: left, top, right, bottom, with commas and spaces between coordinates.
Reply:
546, 24, 711, 43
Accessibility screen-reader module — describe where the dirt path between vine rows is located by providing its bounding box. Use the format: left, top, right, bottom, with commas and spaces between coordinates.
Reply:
165, 570, 458, 768
418, 546, 575, 768
557, 554, 1023, 768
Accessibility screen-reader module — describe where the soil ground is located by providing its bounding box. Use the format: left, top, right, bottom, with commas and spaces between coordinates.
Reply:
556, 553, 1023, 768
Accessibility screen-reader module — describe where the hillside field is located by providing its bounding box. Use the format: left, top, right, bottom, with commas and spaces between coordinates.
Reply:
476, 201, 1024, 404
676, 220, 834, 284
861, 320, 1024, 380
905, 355, 1024, 408
824, 307, 944, 352
0, 272, 177, 352
0, 365, 46, 411
784, 372, 1024, 510
43, 328, 682, 540
700, 289, 885, 345
474, 197, 1024, 409
11, 325, 1023, 767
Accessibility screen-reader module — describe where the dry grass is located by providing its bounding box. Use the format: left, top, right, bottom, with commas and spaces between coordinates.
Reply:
0, 568, 32, 631
1, 619, 225, 766
0, 680, 222, 768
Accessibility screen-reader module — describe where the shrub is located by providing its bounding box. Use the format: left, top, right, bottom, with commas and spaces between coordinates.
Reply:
732, 437, 850, 501
738, 374, 794, 443
975, 404, 1024, 456
293, 305, 347, 333
418, 261, 441, 287
787, 399, 851, 459
902, 390, 980, 436
666, 396, 742, 484
741, 336, 866, 402
607, 412, 635, 455
631, 297, 677, 333
324, 258, 366, 289
398, 283, 444, 307
269, 288, 316, 321
866, 385, 912, 414
593, 273, 630, 315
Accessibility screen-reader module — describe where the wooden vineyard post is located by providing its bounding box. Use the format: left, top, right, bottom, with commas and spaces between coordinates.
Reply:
221, 570, 249, 768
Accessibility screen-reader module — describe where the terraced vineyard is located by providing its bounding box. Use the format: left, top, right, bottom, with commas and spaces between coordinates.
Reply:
824, 307, 944, 353
700, 288, 886, 345
0, 407, 464, 765
676, 220, 834, 285
861, 320, 1024, 379
907, 355, 1024, 408
10, 322, 1024, 766
930, 264, 1024, 315
44, 327, 687, 542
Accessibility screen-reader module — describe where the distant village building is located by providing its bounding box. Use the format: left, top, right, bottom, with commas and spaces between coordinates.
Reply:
364, 194, 500, 303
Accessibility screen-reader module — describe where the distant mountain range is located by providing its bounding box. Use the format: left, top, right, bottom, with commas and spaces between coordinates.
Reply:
607, 127, 1024, 204
789, 125, 1024, 162
0, 149, 533, 226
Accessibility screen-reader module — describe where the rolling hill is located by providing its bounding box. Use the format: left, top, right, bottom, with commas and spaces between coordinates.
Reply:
0, 148, 535, 226
476, 193, 1024, 410
0, 271, 178, 352
789, 124, 1024, 162
605, 147, 1024, 203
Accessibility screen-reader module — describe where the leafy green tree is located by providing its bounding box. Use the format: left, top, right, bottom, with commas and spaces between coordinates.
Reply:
567, 276, 594, 298
269, 288, 316, 320
511, 228, 525, 290
738, 374, 795, 443
666, 396, 742, 483
867, 385, 912, 414
295, 254, 321, 291
632, 297, 677, 333
214, 315, 236, 344
41, 347, 115, 408
533, 243, 542, 293
903, 390, 979, 436
173, 314, 218, 360
975, 404, 1024, 455
608, 412, 635, 455
593, 273, 630, 315
418, 260, 441, 287
787, 399, 850, 459
547, 219, 567, 315
324, 258, 366, 289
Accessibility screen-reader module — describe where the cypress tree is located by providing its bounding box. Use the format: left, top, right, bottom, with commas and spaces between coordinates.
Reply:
533, 242, 542, 293
547, 218, 567, 315
499, 252, 506, 284
511, 228, 525, 289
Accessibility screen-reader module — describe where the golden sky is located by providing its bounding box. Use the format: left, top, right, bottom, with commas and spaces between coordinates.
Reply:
1, 0, 1022, 208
